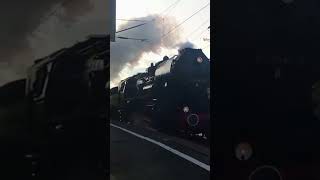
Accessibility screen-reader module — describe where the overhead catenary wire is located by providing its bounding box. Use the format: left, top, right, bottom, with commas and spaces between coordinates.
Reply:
186, 18, 210, 39
190, 26, 210, 42
125, 3, 210, 65
115, 1, 210, 79
117, 36, 148, 42
36, 0, 72, 32
160, 0, 181, 16
116, 0, 182, 36
161, 2, 210, 40
116, 22, 148, 33
162, 2, 180, 18
116, 19, 151, 22
115, 0, 182, 40
160, 0, 181, 37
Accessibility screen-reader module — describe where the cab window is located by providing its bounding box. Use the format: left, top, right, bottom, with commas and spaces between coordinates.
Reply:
119, 81, 126, 93
33, 66, 48, 97
110, 87, 118, 95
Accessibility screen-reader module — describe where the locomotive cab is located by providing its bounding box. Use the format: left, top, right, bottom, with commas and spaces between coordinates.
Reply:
25, 35, 109, 178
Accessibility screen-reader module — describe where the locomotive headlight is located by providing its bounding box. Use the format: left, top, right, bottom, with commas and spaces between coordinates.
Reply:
197, 57, 203, 63
235, 142, 253, 161
183, 106, 190, 113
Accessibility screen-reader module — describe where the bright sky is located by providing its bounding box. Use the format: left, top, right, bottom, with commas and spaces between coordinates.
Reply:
111, 0, 210, 87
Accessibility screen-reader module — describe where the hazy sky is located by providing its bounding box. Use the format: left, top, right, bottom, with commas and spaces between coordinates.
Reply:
0, 0, 107, 86
111, 0, 210, 87
0, 0, 210, 88
30, 0, 107, 59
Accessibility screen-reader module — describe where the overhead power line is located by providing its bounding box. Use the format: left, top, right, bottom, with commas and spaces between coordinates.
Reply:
117, 36, 148, 42
162, 1, 181, 17
124, 1, 208, 60
160, 0, 181, 15
116, 23, 148, 33
116, 19, 152, 22
115, 1, 183, 41
117, 0, 181, 35
39, 0, 72, 25
159, 0, 182, 37
190, 26, 210, 41
186, 18, 210, 39
35, 0, 71, 33
116, 2, 210, 67
161, 3, 210, 40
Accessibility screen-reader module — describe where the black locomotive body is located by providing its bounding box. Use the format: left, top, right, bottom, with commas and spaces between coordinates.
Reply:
0, 79, 32, 178
26, 35, 108, 143
26, 35, 109, 178
111, 48, 210, 137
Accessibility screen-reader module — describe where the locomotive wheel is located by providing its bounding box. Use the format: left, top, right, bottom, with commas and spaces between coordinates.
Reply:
119, 109, 137, 124
110, 107, 119, 120
118, 109, 128, 122
151, 109, 163, 130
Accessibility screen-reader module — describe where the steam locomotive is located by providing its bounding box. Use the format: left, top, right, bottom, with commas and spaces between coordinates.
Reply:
25, 35, 109, 178
110, 48, 210, 137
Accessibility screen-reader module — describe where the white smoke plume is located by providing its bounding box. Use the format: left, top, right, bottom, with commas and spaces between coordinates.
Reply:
0, 0, 103, 86
176, 41, 195, 50
111, 14, 193, 85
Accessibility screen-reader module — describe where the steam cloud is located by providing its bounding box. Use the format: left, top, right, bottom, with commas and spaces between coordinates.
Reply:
111, 14, 195, 85
176, 41, 195, 50
0, 0, 101, 86
57, 0, 95, 23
